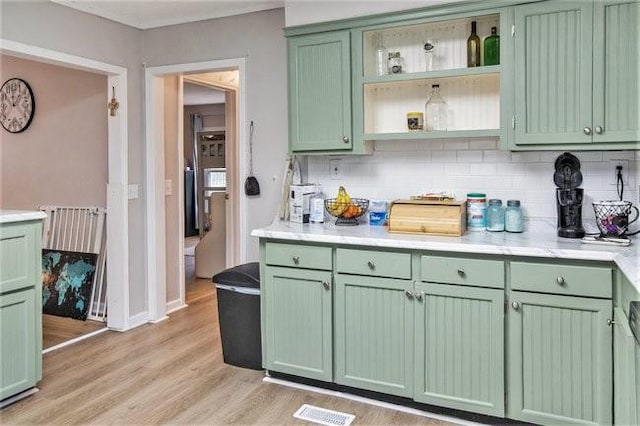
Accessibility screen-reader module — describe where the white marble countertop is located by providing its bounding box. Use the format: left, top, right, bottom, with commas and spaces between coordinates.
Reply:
0, 210, 47, 224
252, 218, 639, 292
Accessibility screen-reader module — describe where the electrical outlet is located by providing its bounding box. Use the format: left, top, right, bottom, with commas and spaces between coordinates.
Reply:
609, 159, 629, 185
330, 159, 342, 180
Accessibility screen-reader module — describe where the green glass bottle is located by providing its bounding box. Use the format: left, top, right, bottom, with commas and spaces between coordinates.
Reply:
467, 21, 481, 67
483, 26, 500, 66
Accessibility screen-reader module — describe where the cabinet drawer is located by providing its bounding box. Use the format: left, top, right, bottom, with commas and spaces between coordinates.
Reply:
510, 261, 612, 298
265, 242, 332, 270
336, 248, 411, 279
421, 256, 504, 288
0, 222, 39, 294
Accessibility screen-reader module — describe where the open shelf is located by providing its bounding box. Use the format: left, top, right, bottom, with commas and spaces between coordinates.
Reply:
362, 65, 501, 85
364, 129, 501, 141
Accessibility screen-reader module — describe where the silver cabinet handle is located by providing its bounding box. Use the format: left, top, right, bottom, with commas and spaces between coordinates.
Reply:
405, 290, 414, 299
323, 281, 330, 290
415, 292, 424, 302
512, 301, 520, 310
607, 318, 615, 326
457, 268, 466, 278
292, 256, 300, 265
342, 136, 350, 143
595, 126, 604, 134
583, 127, 592, 135
367, 261, 375, 270
556, 276, 565, 286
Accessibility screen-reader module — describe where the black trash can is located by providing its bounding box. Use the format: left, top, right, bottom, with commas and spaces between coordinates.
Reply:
212, 262, 262, 370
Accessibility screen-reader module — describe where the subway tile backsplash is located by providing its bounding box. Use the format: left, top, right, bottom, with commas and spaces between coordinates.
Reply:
305, 139, 639, 222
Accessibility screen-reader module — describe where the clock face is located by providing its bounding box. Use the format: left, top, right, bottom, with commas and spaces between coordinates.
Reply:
1, 78, 35, 133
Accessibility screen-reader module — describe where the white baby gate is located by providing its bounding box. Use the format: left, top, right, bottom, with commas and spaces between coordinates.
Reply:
40, 206, 107, 322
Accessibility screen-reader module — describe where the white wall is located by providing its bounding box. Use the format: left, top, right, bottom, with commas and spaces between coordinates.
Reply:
142, 8, 288, 262
307, 139, 640, 228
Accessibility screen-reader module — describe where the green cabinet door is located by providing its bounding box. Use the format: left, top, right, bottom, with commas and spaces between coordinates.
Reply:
507, 291, 612, 426
514, 1, 594, 145
263, 266, 333, 382
335, 274, 413, 397
288, 31, 352, 152
1, 288, 37, 400
414, 283, 505, 417
593, 0, 640, 144
613, 308, 639, 426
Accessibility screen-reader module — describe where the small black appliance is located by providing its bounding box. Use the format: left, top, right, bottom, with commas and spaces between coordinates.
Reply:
554, 152, 585, 238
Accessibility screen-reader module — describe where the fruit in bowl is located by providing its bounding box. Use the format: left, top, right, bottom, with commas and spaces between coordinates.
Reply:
325, 186, 369, 225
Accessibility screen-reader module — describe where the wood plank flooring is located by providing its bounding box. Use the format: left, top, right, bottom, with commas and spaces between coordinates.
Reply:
2, 257, 454, 425
43, 315, 106, 349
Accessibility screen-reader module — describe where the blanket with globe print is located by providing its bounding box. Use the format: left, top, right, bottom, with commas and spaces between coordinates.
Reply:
42, 249, 98, 320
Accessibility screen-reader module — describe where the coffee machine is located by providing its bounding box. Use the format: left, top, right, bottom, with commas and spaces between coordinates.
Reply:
554, 152, 585, 238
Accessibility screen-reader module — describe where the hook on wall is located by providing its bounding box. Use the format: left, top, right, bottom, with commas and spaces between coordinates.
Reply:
108, 86, 120, 116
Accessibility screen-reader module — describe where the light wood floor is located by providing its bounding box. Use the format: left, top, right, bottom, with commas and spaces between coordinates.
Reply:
2, 257, 454, 425
43, 315, 106, 350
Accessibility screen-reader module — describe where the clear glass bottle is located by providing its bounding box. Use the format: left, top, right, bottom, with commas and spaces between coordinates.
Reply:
483, 26, 500, 66
467, 21, 481, 67
424, 39, 438, 71
374, 33, 388, 76
505, 200, 524, 232
424, 84, 448, 131
486, 199, 505, 231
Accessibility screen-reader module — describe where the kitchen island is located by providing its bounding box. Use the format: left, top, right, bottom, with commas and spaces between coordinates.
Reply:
0, 210, 46, 406
252, 218, 639, 426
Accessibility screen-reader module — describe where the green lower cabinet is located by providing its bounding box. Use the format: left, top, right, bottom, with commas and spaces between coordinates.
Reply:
263, 266, 333, 382
414, 283, 505, 417
507, 291, 612, 425
613, 308, 639, 426
334, 274, 413, 397
1, 288, 37, 400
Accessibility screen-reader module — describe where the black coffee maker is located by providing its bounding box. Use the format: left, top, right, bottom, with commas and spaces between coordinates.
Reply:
554, 152, 585, 238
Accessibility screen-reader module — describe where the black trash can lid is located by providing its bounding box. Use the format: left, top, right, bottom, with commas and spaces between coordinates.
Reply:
212, 262, 260, 288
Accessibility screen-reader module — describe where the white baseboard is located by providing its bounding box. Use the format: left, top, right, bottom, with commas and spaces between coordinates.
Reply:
127, 311, 150, 330
43, 327, 109, 354
166, 299, 187, 314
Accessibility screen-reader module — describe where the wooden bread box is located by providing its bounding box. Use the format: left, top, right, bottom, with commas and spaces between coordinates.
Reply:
388, 199, 467, 236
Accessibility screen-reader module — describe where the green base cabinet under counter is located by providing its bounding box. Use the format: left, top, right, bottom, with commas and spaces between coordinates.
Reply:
507, 291, 612, 426
263, 266, 333, 382
334, 274, 414, 398
414, 283, 505, 417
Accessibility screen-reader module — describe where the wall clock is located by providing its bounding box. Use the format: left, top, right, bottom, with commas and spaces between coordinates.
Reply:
1, 78, 35, 133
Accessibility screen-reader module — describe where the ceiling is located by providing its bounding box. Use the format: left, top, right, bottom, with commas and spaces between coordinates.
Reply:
51, 0, 284, 29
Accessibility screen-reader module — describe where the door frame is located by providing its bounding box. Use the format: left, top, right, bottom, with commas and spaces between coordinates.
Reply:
0, 38, 130, 330
144, 58, 247, 322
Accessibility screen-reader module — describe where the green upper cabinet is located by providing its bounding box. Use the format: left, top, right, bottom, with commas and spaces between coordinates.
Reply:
511, 0, 639, 149
288, 31, 353, 153
507, 291, 612, 425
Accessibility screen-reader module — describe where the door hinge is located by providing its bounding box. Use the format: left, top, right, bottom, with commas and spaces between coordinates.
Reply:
512, 116, 516, 130
511, 25, 515, 37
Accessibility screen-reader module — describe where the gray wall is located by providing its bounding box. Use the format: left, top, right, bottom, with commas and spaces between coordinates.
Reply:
142, 8, 288, 261
1, 0, 147, 317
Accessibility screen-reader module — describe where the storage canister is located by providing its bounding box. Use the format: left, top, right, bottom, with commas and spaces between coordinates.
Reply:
466, 193, 487, 231
486, 199, 504, 232
505, 200, 524, 232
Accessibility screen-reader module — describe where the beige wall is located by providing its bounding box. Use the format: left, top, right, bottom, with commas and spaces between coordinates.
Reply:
0, 54, 107, 209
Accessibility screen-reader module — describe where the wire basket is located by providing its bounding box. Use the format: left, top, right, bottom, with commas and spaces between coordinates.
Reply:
592, 200, 639, 236
325, 198, 369, 226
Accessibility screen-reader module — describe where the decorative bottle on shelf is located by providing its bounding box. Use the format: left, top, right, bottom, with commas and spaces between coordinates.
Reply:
483, 26, 500, 65
467, 21, 481, 67
374, 33, 388, 76
424, 84, 448, 131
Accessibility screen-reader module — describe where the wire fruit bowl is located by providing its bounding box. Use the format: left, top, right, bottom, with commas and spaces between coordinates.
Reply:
592, 200, 639, 236
325, 198, 369, 226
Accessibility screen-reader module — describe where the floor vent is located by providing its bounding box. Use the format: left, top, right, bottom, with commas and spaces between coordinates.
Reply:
293, 404, 355, 426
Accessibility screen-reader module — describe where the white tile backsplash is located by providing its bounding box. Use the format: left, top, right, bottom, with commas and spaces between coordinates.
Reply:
305, 139, 639, 222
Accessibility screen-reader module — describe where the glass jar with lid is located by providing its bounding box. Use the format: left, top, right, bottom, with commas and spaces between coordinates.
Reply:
505, 200, 524, 232
486, 199, 505, 232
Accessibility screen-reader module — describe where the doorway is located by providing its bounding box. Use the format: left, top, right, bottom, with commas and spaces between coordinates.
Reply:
145, 58, 247, 322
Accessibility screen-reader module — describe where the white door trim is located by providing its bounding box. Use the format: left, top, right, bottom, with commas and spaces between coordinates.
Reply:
144, 58, 247, 322
0, 38, 130, 331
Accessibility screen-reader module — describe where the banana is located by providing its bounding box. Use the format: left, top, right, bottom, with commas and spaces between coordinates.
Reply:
330, 186, 351, 215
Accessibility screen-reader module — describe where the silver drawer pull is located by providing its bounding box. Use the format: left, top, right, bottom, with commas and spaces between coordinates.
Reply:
292, 256, 300, 265
594, 125, 604, 134
367, 261, 375, 270
457, 268, 466, 278
323, 281, 330, 290
583, 127, 592, 135
556, 276, 565, 286
342, 136, 350, 143
512, 301, 520, 311
415, 292, 423, 302
405, 290, 414, 299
